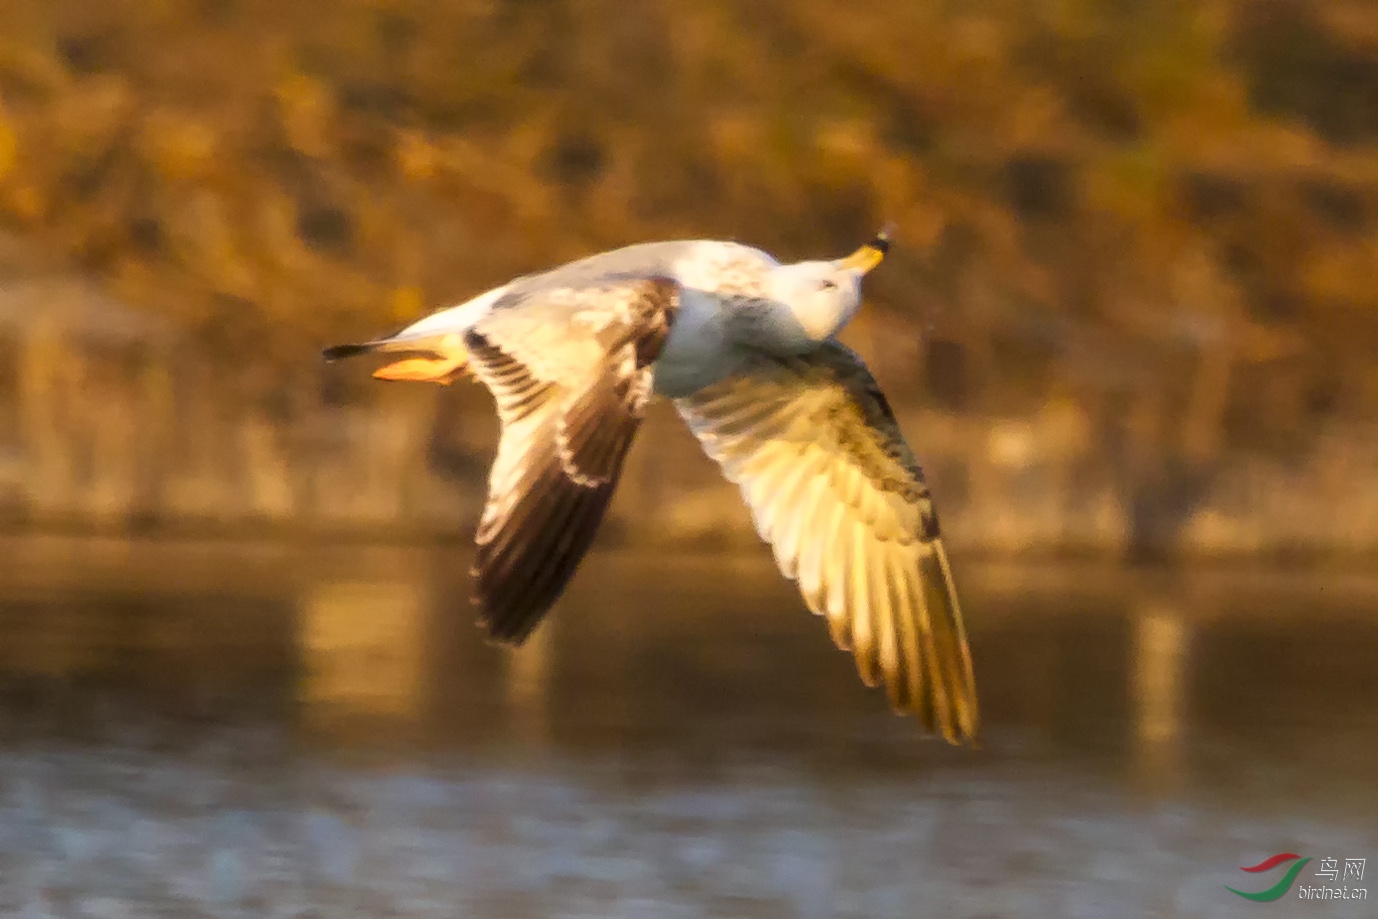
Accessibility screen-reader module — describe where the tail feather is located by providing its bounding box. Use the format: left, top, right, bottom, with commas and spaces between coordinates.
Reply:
321, 342, 380, 362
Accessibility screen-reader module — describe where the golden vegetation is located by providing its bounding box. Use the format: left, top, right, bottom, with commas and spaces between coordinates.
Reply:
0, 1, 1374, 487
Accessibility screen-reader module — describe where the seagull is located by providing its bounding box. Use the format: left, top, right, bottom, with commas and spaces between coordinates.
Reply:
322, 227, 978, 743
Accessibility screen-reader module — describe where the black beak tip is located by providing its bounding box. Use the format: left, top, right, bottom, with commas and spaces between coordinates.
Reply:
873, 222, 897, 254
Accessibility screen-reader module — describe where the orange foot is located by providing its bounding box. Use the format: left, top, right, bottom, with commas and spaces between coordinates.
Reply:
372, 355, 468, 385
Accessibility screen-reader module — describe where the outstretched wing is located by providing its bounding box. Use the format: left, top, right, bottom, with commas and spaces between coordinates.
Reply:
673, 341, 978, 743
464, 276, 679, 644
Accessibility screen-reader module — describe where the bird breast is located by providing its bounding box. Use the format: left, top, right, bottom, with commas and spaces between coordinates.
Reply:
651, 289, 745, 398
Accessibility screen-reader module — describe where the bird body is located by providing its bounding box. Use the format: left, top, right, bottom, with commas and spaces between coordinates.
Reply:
323, 228, 980, 744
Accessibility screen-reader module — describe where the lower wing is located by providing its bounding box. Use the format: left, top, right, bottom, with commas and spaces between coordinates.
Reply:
674, 341, 978, 744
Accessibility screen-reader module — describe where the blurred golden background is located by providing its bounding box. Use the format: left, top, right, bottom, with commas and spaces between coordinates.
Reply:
0, 0, 1375, 559
2, 6, 1378, 915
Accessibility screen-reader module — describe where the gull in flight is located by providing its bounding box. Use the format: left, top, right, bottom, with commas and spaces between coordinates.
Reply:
323, 227, 978, 743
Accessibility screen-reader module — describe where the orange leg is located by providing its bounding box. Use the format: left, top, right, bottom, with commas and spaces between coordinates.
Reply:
372, 355, 469, 385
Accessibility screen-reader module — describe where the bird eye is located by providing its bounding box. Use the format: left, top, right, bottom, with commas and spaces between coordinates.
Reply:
818, 278, 838, 291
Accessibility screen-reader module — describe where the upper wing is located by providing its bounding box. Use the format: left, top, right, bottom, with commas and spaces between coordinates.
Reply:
463, 276, 679, 644
673, 341, 978, 743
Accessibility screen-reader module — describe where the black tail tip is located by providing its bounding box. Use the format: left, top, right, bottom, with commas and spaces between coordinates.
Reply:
321, 343, 371, 362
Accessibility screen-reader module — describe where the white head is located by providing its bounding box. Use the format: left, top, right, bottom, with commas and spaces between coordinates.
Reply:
764, 225, 893, 343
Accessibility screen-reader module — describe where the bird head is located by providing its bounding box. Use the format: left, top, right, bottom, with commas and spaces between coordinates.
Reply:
765, 225, 893, 342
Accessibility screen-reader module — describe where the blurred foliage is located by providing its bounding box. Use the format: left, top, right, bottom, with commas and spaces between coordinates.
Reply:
0, 0, 1376, 457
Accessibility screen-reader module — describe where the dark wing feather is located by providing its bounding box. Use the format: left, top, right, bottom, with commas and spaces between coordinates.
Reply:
464, 276, 678, 644
673, 341, 979, 744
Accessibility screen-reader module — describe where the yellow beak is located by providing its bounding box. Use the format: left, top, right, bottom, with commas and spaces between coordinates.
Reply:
839, 223, 895, 274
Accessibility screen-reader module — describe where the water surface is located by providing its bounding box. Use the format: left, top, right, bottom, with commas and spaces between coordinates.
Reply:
0, 537, 1373, 917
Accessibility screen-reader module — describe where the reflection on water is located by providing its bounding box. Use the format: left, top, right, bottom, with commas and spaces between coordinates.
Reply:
0, 537, 1375, 916
506, 623, 555, 748
299, 579, 429, 739
1131, 604, 1189, 794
